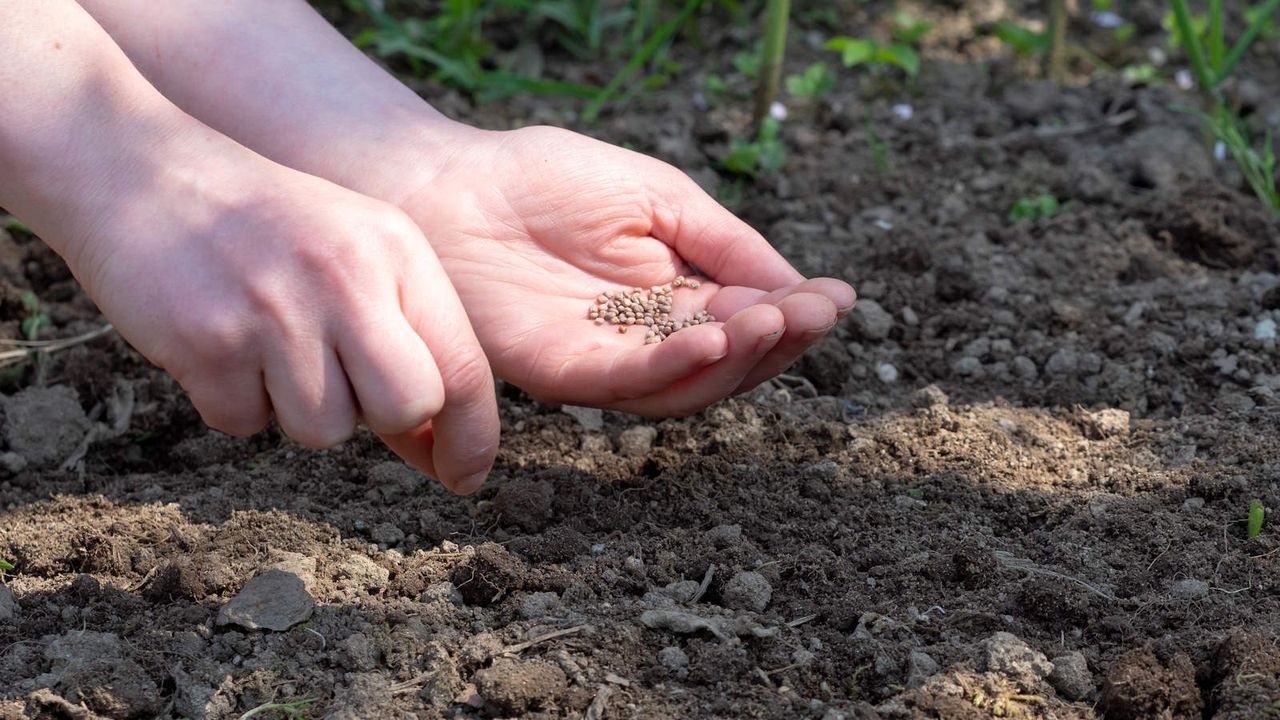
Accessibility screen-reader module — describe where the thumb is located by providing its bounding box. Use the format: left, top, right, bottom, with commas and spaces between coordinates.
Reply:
642, 159, 805, 290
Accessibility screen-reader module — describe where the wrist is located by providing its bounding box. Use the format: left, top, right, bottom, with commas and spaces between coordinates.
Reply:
337, 109, 487, 208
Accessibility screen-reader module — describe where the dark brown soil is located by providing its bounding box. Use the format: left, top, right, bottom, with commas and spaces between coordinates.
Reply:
4, 2, 1280, 718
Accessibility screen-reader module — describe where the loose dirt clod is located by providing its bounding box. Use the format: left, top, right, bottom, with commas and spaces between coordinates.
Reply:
588, 276, 714, 343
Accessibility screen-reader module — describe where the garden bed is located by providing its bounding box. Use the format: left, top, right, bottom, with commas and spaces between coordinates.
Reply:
2, 1, 1280, 717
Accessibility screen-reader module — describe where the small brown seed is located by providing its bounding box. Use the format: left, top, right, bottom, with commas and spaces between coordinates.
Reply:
619, 326, 628, 334
594, 318, 605, 325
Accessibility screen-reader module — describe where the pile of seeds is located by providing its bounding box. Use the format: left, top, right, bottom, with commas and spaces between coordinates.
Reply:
589, 275, 715, 344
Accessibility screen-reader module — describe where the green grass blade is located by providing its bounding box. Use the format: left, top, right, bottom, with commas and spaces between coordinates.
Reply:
1221, 0, 1280, 83
1248, 499, 1265, 538
1208, 0, 1224, 71
582, 0, 704, 122
0, 560, 13, 571
1170, 0, 1216, 95
475, 72, 601, 103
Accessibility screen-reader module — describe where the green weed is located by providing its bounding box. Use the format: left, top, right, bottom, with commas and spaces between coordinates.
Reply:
722, 116, 786, 177
890, 10, 932, 45
1200, 104, 1280, 212
345, 0, 705, 111
866, 112, 890, 175
19, 292, 48, 342
825, 37, 919, 77
1248, 499, 1266, 539
522, 0, 637, 59
1121, 63, 1159, 83
1167, 0, 1280, 101
993, 20, 1052, 56
1, 215, 29, 235
1007, 192, 1060, 223
703, 73, 730, 97
732, 45, 762, 79
582, 0, 704, 121
797, 7, 840, 31
785, 62, 835, 99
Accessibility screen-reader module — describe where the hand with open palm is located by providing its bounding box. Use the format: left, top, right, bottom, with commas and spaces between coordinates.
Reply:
401, 125, 855, 416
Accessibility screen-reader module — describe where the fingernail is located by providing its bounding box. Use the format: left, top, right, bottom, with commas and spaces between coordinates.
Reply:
452, 471, 488, 495
763, 329, 785, 340
701, 352, 728, 366
803, 323, 838, 337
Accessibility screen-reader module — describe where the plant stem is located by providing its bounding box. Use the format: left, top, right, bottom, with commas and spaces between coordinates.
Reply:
1046, 0, 1068, 82
753, 0, 790, 125
1170, 0, 1216, 101
1221, 0, 1280, 83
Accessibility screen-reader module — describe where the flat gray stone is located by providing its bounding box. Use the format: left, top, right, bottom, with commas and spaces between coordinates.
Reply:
1049, 651, 1093, 701
2, 385, 89, 468
217, 569, 314, 631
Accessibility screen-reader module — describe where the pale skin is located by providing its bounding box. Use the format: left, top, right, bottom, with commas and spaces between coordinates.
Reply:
2, 1, 855, 493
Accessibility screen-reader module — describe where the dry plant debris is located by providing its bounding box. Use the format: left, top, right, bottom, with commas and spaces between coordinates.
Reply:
588, 276, 714, 344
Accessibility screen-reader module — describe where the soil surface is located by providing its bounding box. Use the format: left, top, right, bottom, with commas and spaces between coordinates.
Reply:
4, 2, 1280, 718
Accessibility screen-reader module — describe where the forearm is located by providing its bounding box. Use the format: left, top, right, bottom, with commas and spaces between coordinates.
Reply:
76, 0, 469, 206
0, 0, 200, 258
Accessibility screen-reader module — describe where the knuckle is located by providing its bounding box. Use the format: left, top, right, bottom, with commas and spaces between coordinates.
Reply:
441, 350, 494, 399
180, 308, 251, 365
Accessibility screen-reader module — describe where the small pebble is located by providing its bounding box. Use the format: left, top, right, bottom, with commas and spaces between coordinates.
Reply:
720, 570, 772, 612
658, 646, 689, 672
1255, 319, 1276, 340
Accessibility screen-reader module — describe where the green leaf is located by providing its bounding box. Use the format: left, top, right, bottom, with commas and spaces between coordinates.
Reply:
0, 560, 13, 571
890, 11, 932, 45
703, 73, 729, 95
878, 44, 920, 76
785, 62, 835, 98
722, 141, 762, 176
732, 48, 761, 78
994, 20, 1051, 55
1121, 63, 1157, 83
20, 314, 47, 342
1248, 499, 1265, 538
1008, 192, 1059, 223
1162, 8, 1209, 50
826, 37, 877, 68
721, 117, 786, 177
1037, 193, 1060, 217
19, 291, 38, 314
